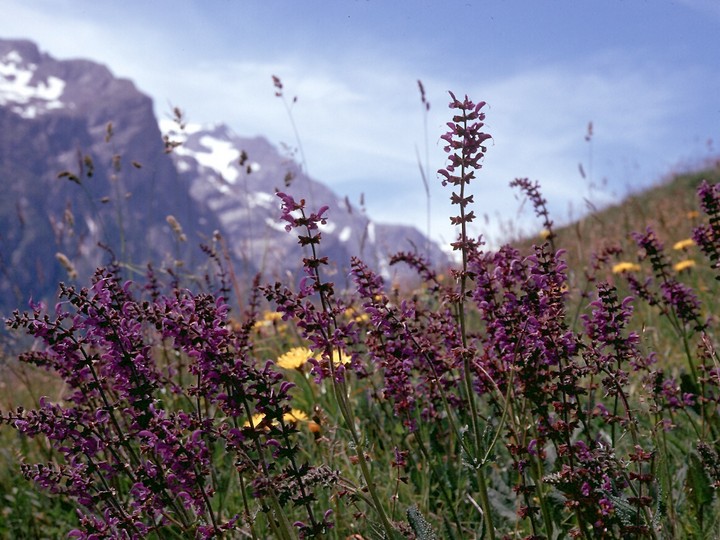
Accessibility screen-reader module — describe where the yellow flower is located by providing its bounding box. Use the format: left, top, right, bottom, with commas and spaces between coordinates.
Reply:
253, 311, 284, 332
251, 320, 266, 332
344, 308, 369, 323
331, 350, 352, 365
244, 409, 309, 428
612, 262, 641, 274
244, 413, 266, 428
539, 229, 552, 240
673, 238, 695, 251
263, 311, 283, 322
353, 313, 370, 323
687, 210, 700, 220
674, 259, 696, 272
276, 347, 312, 370
284, 409, 309, 423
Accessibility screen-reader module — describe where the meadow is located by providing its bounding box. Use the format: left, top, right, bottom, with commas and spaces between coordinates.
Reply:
2, 91, 720, 539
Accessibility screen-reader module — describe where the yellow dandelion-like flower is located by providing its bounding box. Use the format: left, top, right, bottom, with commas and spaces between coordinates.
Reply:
343, 308, 369, 323
244, 409, 309, 428
263, 311, 283, 322
673, 238, 695, 251
674, 259, 696, 272
276, 347, 312, 370
331, 350, 352, 366
284, 409, 309, 423
252, 320, 268, 332
539, 229, 552, 240
244, 413, 266, 428
612, 262, 641, 274
353, 313, 370, 323
253, 311, 284, 332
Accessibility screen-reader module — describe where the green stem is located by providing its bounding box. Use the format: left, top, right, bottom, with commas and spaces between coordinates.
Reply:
656, 418, 677, 537
303, 220, 397, 538
237, 471, 259, 540
412, 419, 465, 536
456, 115, 496, 540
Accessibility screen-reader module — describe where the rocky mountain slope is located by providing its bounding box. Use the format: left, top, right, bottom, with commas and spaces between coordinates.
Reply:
0, 38, 446, 313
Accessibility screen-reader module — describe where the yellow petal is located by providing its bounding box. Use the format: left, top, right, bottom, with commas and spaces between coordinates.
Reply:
276, 347, 312, 369
612, 262, 641, 274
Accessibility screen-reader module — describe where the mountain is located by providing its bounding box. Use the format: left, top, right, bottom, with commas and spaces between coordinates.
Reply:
0, 38, 447, 313
161, 120, 445, 280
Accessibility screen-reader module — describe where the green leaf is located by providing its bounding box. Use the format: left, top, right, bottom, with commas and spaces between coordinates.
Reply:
686, 453, 714, 517
407, 505, 439, 540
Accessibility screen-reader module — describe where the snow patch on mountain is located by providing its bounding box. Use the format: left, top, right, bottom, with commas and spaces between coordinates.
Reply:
159, 119, 264, 186
367, 221, 376, 244
176, 160, 192, 173
159, 118, 203, 139
0, 49, 65, 118
339, 225, 352, 242
171, 134, 241, 183
248, 191, 274, 208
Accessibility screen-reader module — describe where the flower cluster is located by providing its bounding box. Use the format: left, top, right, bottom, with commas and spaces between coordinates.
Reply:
4, 266, 335, 538
693, 180, 720, 279
510, 177, 556, 248
352, 256, 463, 430
628, 227, 705, 331
438, 92, 491, 254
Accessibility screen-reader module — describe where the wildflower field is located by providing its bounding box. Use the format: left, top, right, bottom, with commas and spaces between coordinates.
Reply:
2, 92, 720, 539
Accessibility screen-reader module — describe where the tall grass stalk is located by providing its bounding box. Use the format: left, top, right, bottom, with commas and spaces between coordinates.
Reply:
417, 79, 432, 263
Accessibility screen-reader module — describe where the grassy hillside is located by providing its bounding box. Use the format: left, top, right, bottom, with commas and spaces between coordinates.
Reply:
541, 160, 720, 275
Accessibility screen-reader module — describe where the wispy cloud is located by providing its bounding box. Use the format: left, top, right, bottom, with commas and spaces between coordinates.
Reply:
240, 52, 703, 246
1, 1, 717, 250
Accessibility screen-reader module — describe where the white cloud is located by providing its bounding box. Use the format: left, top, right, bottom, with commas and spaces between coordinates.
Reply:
1, 1, 716, 252
418, 55, 706, 246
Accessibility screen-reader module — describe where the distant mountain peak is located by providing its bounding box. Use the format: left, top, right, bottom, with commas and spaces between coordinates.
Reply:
0, 42, 66, 118
0, 37, 448, 314
161, 119, 262, 186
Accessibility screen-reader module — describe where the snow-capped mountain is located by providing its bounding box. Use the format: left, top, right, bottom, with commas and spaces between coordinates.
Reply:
0, 49, 64, 118
0, 38, 446, 313
161, 120, 446, 281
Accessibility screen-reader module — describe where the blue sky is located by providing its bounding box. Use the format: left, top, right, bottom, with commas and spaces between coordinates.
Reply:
2, 0, 719, 248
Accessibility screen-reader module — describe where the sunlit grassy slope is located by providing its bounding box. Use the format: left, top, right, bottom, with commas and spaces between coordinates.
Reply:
518, 160, 720, 274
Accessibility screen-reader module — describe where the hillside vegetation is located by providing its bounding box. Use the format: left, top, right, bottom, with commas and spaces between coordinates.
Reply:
540, 160, 720, 275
